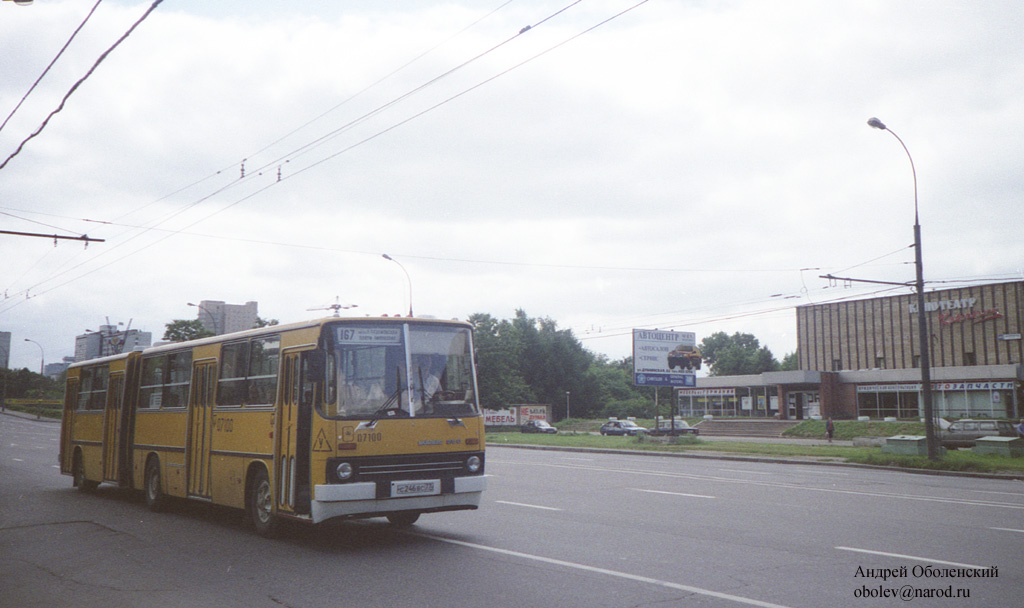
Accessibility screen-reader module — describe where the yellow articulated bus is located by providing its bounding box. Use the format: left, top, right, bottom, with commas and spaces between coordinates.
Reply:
60, 317, 486, 536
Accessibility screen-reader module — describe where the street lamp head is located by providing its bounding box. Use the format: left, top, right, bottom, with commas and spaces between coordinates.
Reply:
382, 254, 393, 261
867, 117, 887, 130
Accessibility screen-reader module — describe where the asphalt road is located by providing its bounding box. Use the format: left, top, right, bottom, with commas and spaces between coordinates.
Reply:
2, 412, 1022, 607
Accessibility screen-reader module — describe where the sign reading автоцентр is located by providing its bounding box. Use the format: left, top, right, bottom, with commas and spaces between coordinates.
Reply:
632, 329, 697, 387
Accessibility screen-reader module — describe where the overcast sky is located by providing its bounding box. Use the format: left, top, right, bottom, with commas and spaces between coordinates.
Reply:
2, 0, 1022, 373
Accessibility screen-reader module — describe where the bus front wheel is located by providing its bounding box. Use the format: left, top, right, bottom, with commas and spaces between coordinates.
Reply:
387, 511, 420, 527
248, 468, 280, 538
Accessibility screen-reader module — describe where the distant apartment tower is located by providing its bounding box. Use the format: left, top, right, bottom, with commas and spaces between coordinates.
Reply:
194, 300, 259, 335
74, 325, 152, 362
44, 357, 76, 380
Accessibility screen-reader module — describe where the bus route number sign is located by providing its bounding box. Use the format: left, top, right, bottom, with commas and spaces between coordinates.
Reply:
336, 327, 402, 345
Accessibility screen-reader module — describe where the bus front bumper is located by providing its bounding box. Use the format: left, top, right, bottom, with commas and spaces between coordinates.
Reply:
310, 475, 486, 524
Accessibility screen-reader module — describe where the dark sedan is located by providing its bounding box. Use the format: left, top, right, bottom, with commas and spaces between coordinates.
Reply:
521, 420, 558, 434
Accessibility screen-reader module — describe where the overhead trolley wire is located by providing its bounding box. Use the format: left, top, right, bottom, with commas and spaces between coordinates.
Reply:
1, 0, 518, 312
0, 0, 103, 136
276, 0, 649, 181
0, 0, 164, 172
1, 0, 651, 312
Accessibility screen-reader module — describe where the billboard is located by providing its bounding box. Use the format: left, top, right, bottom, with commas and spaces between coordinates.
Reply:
632, 329, 698, 387
482, 405, 551, 426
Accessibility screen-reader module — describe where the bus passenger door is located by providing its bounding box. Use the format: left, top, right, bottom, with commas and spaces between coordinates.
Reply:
187, 360, 216, 498
60, 379, 79, 474
276, 352, 311, 514
102, 373, 124, 483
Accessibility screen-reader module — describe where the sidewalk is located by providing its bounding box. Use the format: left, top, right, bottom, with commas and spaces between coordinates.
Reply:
696, 434, 853, 447
0, 407, 60, 423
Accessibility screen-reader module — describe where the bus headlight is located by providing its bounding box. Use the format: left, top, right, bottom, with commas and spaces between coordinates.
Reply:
466, 455, 482, 473
336, 462, 353, 481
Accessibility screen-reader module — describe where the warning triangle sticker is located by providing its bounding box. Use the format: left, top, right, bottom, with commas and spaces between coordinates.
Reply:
312, 428, 332, 452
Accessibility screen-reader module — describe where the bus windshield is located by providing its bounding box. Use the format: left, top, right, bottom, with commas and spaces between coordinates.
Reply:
322, 322, 479, 420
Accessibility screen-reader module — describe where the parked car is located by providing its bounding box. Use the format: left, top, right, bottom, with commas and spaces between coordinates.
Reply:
521, 420, 558, 434
650, 419, 699, 436
937, 419, 1017, 449
599, 420, 648, 436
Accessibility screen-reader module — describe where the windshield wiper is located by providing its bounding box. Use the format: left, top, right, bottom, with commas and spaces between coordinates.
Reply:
361, 366, 408, 428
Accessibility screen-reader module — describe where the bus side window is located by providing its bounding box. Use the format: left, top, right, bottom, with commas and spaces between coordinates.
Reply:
217, 342, 249, 406
247, 336, 280, 406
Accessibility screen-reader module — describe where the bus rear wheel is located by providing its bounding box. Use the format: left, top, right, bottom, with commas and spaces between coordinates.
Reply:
144, 457, 167, 512
248, 468, 280, 538
73, 454, 98, 492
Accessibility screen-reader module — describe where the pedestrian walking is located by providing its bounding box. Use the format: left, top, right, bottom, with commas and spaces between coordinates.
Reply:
826, 418, 835, 443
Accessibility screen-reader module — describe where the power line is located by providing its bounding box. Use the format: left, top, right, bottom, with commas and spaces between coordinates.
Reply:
112, 0, 522, 228
1, 0, 653, 308
0, 0, 103, 135
0, 0, 163, 171
0, 1, 528, 305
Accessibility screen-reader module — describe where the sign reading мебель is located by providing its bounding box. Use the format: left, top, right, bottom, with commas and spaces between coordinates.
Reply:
632, 329, 697, 387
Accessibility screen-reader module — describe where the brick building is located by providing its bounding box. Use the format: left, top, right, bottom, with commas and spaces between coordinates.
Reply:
680, 281, 1023, 421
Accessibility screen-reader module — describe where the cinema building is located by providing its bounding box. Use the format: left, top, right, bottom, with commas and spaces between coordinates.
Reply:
680, 281, 1024, 420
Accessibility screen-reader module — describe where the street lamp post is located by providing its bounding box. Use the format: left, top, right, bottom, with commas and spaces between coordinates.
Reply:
382, 254, 414, 317
188, 302, 218, 335
565, 391, 570, 421
867, 117, 939, 460
24, 338, 44, 375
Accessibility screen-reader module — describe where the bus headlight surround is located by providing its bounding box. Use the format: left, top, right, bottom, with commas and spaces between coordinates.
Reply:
336, 462, 353, 481
466, 455, 482, 473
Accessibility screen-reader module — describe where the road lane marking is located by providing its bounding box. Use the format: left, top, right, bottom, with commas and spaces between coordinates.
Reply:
989, 527, 1024, 534
633, 488, 715, 499
419, 532, 795, 608
970, 489, 1024, 497
495, 500, 562, 511
835, 546, 988, 569
503, 460, 1024, 510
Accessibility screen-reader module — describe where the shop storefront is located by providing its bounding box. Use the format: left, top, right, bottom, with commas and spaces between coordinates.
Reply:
856, 381, 1016, 420
688, 281, 1024, 420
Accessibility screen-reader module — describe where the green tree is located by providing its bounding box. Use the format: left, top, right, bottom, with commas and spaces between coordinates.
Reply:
699, 331, 779, 376
163, 319, 214, 342
469, 310, 607, 420
588, 356, 655, 419
468, 313, 534, 409
780, 351, 799, 371
0, 368, 62, 400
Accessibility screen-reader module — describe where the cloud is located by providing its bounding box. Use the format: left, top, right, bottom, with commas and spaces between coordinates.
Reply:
1, 0, 1022, 370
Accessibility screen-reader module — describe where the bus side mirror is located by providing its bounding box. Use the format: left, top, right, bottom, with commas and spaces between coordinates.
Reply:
304, 351, 326, 382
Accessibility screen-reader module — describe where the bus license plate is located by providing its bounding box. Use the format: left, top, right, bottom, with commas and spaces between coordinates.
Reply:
392, 479, 441, 497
